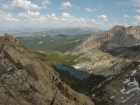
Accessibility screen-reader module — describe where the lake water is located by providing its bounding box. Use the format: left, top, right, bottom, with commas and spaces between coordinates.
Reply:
54, 64, 90, 79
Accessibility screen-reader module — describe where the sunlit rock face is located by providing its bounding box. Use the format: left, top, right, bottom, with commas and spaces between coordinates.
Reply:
0, 34, 94, 105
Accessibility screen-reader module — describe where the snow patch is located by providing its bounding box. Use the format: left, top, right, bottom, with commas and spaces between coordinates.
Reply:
128, 79, 139, 87
122, 78, 140, 94
131, 70, 137, 76
111, 96, 115, 99
120, 87, 125, 93
73, 66, 80, 69
97, 84, 101, 88
122, 97, 129, 103
123, 79, 130, 84
92, 94, 96, 97
125, 87, 140, 94
38, 41, 43, 44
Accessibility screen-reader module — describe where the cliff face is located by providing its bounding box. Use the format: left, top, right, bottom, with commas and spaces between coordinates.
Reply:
68, 25, 140, 55
0, 34, 94, 105
101, 25, 140, 50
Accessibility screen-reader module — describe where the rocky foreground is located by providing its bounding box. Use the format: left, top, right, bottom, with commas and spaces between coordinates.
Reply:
0, 34, 94, 105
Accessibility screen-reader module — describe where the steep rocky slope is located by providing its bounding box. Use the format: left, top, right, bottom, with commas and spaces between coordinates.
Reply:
67, 25, 140, 76
0, 34, 94, 105
92, 61, 140, 105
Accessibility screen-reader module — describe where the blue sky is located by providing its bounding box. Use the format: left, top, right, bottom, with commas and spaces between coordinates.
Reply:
0, 0, 140, 30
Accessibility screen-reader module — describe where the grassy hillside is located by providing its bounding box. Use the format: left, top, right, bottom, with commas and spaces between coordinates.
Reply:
35, 50, 91, 66
16, 34, 91, 53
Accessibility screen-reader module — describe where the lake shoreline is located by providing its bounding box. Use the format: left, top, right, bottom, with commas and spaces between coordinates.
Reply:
53, 64, 90, 80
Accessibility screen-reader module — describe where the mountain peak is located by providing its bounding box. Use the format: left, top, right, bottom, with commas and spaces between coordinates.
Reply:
111, 25, 125, 30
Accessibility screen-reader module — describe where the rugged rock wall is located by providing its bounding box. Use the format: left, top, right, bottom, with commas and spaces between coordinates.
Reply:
101, 25, 140, 50
0, 34, 94, 105
68, 25, 140, 55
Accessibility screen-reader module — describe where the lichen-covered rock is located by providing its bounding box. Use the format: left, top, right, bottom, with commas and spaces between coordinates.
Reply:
0, 34, 94, 105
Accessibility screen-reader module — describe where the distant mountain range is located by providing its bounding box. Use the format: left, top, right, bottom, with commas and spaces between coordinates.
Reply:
33, 27, 103, 36
7, 27, 103, 37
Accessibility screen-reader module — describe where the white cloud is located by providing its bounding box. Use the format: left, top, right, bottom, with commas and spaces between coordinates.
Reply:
19, 11, 58, 24
98, 15, 107, 19
61, 2, 73, 8
62, 13, 72, 18
97, 15, 108, 22
85, 8, 92, 12
134, 15, 140, 21
113, 22, 129, 27
136, 9, 140, 13
123, 15, 130, 21
131, 22, 138, 25
91, 19, 104, 25
51, 13, 56, 17
123, 15, 130, 18
116, 1, 131, 6
62, 12, 72, 18
18, 10, 47, 23
42, 0, 51, 6
19, 10, 40, 17
0, 10, 19, 22
85, 8, 97, 12
27, 10, 40, 16
131, 0, 140, 6
46, 13, 59, 21
93, 8, 97, 11
78, 18, 86, 22
3, 0, 41, 10
2, 0, 43, 10
91, 19, 97, 23
18, 11, 86, 25
61, 12, 86, 23
61, 13, 74, 23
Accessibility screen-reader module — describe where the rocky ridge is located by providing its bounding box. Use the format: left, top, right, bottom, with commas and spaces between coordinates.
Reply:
0, 34, 94, 105
68, 25, 140, 55
67, 25, 140, 76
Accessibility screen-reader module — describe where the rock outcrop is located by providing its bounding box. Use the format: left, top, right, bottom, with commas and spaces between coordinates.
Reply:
0, 34, 94, 105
